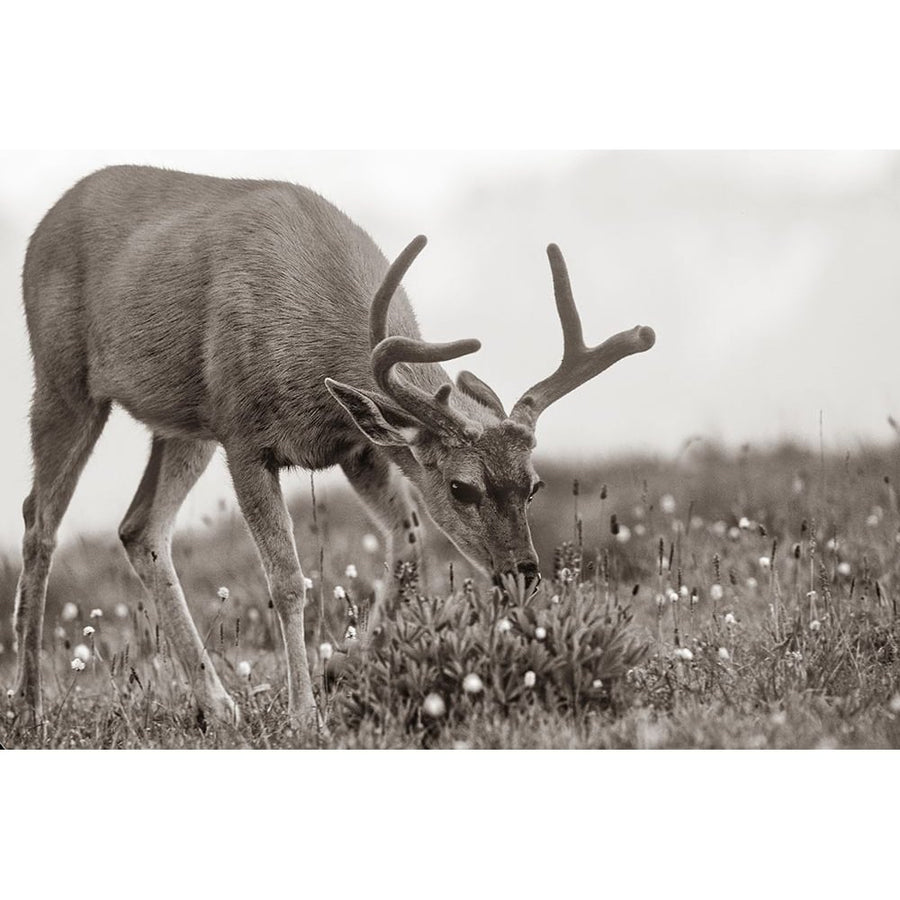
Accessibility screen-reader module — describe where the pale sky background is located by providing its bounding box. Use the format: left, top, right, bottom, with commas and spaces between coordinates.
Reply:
0, 150, 897, 548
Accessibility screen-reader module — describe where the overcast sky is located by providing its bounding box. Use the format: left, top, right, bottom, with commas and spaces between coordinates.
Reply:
0, 150, 897, 547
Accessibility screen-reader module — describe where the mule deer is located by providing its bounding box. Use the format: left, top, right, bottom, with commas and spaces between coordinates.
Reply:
9, 165, 655, 729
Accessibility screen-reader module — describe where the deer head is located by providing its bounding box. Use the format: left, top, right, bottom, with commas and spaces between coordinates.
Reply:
325, 236, 656, 583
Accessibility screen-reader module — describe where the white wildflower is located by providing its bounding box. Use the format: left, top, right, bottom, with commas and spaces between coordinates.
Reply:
333, 585, 346, 601
217, 586, 230, 601
592, 678, 603, 689
616, 525, 631, 544
73, 643, 90, 662
739, 516, 750, 530
497, 617, 512, 634
237, 660, 252, 677
534, 626, 547, 641
679, 585, 689, 600
319, 642, 333, 661
550, 595, 560, 604
837, 562, 851, 577
345, 564, 358, 579
724, 612, 737, 626
674, 647, 693, 661
717, 647, 730, 661
758, 556, 771, 570
462, 673, 483, 694
82, 625, 95, 637
70, 658, 86, 672
728, 527, 741, 541
660, 494, 676, 514
89, 608, 103, 619
666, 589, 679, 604
362, 533, 379, 553
423, 693, 445, 717
114, 602, 129, 618
710, 584, 724, 602
61, 602, 78, 622
809, 620, 821, 632
303, 577, 313, 590
866, 513, 880, 528
746, 577, 758, 590
523, 671, 536, 689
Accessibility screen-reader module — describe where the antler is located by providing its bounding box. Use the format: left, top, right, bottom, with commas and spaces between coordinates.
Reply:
510, 244, 656, 428
369, 236, 483, 440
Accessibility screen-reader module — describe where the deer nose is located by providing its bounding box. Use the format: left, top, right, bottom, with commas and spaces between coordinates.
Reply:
516, 559, 540, 582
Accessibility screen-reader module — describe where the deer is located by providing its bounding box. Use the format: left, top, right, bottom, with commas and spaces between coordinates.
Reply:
8, 165, 655, 731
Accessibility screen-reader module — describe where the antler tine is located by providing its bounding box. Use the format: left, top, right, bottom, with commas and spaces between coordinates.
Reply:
372, 336, 482, 438
510, 244, 656, 429
370, 234, 428, 349
368, 236, 483, 440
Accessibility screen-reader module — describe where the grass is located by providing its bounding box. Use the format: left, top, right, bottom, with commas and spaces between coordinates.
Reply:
2, 440, 899, 749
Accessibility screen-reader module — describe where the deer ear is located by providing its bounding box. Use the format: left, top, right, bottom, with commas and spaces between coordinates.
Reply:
324, 378, 422, 447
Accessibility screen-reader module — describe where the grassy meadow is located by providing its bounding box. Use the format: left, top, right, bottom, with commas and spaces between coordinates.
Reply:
2, 440, 900, 749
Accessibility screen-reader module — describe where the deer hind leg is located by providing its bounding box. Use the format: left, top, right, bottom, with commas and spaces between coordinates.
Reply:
119, 435, 237, 726
11, 392, 110, 727
341, 445, 426, 629
226, 449, 317, 730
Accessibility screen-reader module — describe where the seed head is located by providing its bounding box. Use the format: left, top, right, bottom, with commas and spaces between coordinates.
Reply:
462, 673, 484, 694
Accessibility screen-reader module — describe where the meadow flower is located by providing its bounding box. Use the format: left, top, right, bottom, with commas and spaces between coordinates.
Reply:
319, 642, 333, 661
826, 538, 837, 551
497, 617, 512, 634
758, 556, 771, 570
423, 693, 445, 717
717, 647, 730, 661
666, 589, 679, 604
217, 586, 230, 601
724, 612, 737, 626
710, 583, 724, 602
114, 602, 129, 618
674, 647, 693, 661
82, 625, 95, 637
73, 643, 90, 662
462, 673, 484, 694
679, 585, 689, 600
362, 533, 379, 553
660, 494, 676, 514
333, 585, 346, 600
592, 679, 603, 689
837, 562, 851, 576
345, 564, 358, 579
534, 626, 547, 641
345, 624, 358, 640
616, 525, 631, 543
61, 602, 78, 622
237, 660, 252, 677
523, 671, 536, 689
809, 620, 821, 632
303, 577, 314, 590
70, 658, 86, 672
739, 516, 750, 530
89, 608, 103, 619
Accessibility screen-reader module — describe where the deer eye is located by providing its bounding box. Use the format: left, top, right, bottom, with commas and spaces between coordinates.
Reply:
450, 480, 482, 506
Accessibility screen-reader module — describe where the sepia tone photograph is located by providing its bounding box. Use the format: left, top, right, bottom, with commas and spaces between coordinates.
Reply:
1, 149, 898, 750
